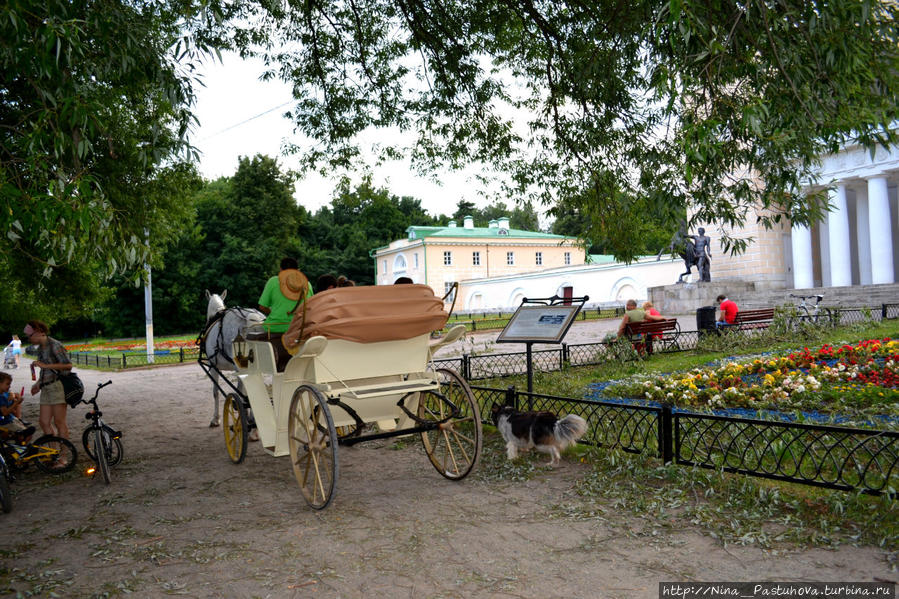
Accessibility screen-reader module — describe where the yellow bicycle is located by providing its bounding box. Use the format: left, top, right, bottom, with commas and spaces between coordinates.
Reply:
0, 432, 77, 475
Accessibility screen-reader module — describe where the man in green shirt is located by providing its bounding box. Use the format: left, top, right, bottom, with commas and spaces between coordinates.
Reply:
617, 298, 664, 338
257, 258, 314, 333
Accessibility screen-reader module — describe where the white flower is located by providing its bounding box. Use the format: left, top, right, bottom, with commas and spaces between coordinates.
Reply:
795, 385, 805, 393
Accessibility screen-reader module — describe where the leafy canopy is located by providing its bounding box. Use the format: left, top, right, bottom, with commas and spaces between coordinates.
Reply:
1, 0, 207, 284
206, 0, 899, 260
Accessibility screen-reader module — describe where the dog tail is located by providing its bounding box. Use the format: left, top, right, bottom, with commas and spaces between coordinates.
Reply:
554, 414, 588, 448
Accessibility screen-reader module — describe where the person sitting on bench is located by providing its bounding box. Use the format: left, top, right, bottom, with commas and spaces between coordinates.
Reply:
715, 294, 739, 328
617, 299, 665, 338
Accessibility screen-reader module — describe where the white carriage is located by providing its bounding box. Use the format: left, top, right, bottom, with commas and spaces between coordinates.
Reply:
222, 284, 481, 509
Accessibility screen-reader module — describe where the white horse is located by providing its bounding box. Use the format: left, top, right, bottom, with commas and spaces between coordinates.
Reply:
201, 290, 266, 427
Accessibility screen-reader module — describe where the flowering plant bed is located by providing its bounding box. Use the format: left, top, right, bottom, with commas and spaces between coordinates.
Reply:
64, 336, 196, 354
601, 338, 899, 423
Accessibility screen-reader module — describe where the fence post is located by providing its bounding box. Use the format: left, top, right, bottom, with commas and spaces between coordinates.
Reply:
883, 304, 888, 320
659, 404, 674, 463
471, 321, 477, 331
505, 385, 517, 410
462, 353, 471, 381
180, 347, 184, 363
561, 343, 569, 369
122, 354, 127, 368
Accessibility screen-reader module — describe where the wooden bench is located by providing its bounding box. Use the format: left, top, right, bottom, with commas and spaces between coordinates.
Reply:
624, 318, 680, 354
731, 308, 775, 331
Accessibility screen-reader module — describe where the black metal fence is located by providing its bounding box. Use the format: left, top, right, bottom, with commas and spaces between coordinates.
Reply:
69, 347, 200, 368
474, 384, 899, 497
69, 303, 899, 373
434, 303, 899, 382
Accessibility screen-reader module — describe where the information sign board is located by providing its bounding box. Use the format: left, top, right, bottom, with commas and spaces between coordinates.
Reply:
496, 305, 581, 344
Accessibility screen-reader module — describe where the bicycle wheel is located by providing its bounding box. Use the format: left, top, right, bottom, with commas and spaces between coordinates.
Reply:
418, 368, 482, 480
223, 393, 248, 464
82, 426, 123, 466
92, 428, 111, 484
288, 385, 338, 510
32, 435, 77, 474
0, 455, 11, 513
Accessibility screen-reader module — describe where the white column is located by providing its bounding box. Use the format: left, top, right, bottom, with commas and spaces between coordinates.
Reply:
828, 184, 852, 287
868, 175, 895, 284
855, 185, 872, 285
791, 224, 814, 289
819, 219, 831, 287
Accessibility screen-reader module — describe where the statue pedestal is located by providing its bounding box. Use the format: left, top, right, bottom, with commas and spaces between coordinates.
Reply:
649, 278, 785, 314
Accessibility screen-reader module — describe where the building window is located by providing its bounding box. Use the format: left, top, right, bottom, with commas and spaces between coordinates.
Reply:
564, 252, 571, 265
472, 251, 480, 266
535, 252, 543, 266
414, 253, 419, 268
393, 254, 407, 273
444, 282, 456, 301
443, 251, 453, 265
382, 260, 387, 274
506, 251, 514, 265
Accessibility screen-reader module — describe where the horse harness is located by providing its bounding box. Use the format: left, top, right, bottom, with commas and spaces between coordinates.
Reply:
197, 306, 261, 366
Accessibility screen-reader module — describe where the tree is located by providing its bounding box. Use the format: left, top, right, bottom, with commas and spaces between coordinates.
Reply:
1, 0, 209, 288
204, 0, 899, 261
303, 178, 440, 285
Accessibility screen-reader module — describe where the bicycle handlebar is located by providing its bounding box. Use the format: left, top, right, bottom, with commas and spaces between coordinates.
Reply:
789, 293, 824, 302
85, 380, 113, 404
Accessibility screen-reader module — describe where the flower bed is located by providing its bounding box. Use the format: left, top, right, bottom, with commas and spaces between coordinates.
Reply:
64, 337, 196, 354
602, 338, 899, 421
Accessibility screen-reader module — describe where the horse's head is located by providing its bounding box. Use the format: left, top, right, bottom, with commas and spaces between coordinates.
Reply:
205, 289, 227, 321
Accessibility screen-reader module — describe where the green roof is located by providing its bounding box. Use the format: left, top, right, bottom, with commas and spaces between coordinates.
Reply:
407, 225, 573, 240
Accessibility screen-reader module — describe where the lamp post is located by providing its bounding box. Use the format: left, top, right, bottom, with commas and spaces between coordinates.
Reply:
144, 229, 155, 364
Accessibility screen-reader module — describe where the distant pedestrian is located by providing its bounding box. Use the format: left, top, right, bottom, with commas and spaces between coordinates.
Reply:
6, 335, 21, 368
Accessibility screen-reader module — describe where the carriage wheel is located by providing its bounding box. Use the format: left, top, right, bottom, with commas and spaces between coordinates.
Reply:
288, 385, 338, 509
418, 368, 482, 480
223, 394, 248, 464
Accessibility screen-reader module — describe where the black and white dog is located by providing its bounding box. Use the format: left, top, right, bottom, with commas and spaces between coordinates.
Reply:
491, 404, 588, 466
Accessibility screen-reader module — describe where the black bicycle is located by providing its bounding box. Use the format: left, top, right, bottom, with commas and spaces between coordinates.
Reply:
81, 381, 123, 484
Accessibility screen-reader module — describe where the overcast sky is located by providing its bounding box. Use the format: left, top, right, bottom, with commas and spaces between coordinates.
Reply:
190, 53, 497, 218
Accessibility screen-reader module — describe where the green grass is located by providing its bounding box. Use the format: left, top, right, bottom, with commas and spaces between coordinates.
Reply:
473, 318, 899, 553
565, 444, 899, 552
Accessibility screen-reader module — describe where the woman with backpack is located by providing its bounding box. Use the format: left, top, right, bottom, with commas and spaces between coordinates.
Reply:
24, 320, 73, 439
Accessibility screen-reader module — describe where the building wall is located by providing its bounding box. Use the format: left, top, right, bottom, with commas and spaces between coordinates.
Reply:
375, 235, 583, 297
693, 208, 791, 289
456, 258, 684, 310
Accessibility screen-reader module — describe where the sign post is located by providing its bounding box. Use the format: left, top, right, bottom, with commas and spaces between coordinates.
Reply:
496, 295, 588, 394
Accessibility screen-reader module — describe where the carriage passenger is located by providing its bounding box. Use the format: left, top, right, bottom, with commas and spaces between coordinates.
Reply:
257, 258, 314, 334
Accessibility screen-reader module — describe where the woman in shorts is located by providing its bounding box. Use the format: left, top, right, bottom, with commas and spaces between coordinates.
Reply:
24, 320, 72, 439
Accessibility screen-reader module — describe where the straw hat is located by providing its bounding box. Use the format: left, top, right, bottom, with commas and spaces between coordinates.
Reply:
278, 269, 308, 301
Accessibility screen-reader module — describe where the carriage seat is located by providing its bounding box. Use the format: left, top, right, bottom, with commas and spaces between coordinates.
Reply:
244, 330, 295, 372
281, 284, 449, 356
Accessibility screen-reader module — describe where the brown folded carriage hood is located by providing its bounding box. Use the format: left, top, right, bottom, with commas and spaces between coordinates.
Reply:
282, 284, 449, 350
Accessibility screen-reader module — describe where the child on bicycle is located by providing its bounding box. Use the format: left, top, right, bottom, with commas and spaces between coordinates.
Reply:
0, 372, 33, 441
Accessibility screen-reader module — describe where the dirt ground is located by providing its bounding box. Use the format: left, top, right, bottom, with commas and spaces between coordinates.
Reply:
1, 322, 896, 598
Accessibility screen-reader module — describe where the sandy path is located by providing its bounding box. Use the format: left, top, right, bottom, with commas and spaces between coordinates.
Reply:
0, 340, 893, 598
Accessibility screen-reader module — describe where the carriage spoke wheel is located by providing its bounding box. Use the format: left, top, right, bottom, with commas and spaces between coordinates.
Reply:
419, 368, 482, 480
223, 394, 248, 464
288, 385, 338, 510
